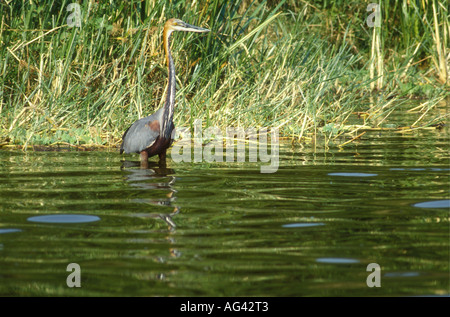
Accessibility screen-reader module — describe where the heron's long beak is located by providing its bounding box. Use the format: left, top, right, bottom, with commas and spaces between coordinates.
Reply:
179, 22, 210, 33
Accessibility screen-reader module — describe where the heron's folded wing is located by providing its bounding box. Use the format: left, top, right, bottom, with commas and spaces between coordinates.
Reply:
120, 116, 160, 154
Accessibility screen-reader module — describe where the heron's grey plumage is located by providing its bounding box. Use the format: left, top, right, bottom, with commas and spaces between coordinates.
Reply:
120, 108, 166, 154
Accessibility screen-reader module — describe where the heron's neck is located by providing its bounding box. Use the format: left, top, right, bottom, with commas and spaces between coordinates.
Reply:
161, 29, 175, 139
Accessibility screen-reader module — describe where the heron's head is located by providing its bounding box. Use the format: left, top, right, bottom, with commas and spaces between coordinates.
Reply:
163, 18, 210, 65
164, 18, 210, 34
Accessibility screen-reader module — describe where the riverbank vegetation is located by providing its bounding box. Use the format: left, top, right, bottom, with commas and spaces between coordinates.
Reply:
1, 0, 448, 149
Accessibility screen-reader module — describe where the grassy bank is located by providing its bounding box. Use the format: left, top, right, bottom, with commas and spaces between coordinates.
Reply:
0, 0, 449, 149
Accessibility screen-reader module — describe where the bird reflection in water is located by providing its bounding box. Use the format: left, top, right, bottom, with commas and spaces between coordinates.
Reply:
121, 159, 179, 230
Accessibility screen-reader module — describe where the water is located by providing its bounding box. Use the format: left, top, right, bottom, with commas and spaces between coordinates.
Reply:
0, 116, 449, 296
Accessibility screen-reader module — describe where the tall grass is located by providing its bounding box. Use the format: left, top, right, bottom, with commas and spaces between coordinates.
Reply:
382, 0, 449, 88
0, 0, 448, 149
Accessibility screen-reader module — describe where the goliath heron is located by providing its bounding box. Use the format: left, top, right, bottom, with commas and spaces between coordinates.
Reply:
120, 19, 209, 165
